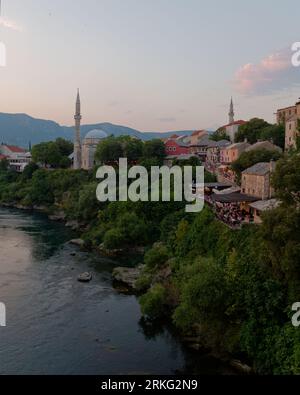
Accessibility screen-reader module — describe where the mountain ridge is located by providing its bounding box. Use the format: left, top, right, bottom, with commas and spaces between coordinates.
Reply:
0, 112, 198, 147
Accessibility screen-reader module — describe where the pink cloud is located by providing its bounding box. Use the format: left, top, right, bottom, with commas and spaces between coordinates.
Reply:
0, 17, 22, 31
234, 49, 295, 95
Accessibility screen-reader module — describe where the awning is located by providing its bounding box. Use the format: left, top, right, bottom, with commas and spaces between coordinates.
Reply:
211, 192, 258, 203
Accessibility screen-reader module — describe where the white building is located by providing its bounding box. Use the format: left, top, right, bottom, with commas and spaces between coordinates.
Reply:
219, 98, 247, 143
0, 144, 31, 172
81, 129, 108, 169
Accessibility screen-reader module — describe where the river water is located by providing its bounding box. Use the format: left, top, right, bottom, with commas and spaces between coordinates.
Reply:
0, 208, 231, 375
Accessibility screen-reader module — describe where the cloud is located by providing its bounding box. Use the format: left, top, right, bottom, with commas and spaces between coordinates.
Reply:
233, 48, 300, 95
158, 117, 177, 123
0, 17, 22, 31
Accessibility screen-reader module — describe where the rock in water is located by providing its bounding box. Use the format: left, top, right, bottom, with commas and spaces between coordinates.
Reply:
77, 272, 92, 283
112, 265, 145, 290
69, 239, 85, 247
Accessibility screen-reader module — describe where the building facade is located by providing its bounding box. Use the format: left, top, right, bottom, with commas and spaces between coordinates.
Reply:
241, 161, 276, 200
0, 144, 31, 172
164, 136, 190, 156
220, 141, 250, 164
276, 99, 300, 150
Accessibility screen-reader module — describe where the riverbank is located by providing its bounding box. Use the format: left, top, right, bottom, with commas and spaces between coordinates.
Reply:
0, 207, 240, 375
0, 203, 249, 374
1, 161, 298, 374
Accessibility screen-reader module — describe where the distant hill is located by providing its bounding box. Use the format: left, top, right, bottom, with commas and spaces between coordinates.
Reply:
0, 112, 198, 148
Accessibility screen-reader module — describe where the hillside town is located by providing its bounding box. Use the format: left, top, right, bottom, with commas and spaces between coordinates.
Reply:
0, 95, 299, 229
162, 98, 294, 226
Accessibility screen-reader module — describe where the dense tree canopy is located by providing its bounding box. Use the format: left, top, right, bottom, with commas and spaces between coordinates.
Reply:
260, 124, 285, 149
142, 139, 166, 162
210, 128, 230, 142
31, 138, 72, 168
235, 118, 271, 144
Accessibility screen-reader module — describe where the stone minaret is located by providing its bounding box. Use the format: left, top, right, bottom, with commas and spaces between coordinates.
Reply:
228, 97, 235, 124
73, 89, 82, 169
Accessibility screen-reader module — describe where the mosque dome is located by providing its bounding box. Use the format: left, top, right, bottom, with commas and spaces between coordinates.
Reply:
84, 129, 108, 140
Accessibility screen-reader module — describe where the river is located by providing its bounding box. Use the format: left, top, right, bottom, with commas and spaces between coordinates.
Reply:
0, 208, 232, 375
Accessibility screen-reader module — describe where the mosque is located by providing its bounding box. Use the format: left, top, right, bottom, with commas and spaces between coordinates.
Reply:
73, 90, 108, 170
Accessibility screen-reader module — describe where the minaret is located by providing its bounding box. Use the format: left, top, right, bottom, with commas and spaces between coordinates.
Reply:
228, 97, 235, 124
73, 89, 82, 169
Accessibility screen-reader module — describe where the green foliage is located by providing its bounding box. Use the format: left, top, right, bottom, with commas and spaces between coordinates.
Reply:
173, 258, 227, 330
103, 212, 149, 249
139, 284, 167, 319
210, 128, 230, 142
235, 118, 271, 144
21, 162, 39, 180
135, 273, 153, 293
95, 135, 145, 164
0, 158, 9, 171
271, 154, 300, 205
144, 244, 169, 269
1, 136, 300, 374
31, 138, 72, 168
260, 124, 285, 149
142, 139, 166, 162
95, 136, 123, 163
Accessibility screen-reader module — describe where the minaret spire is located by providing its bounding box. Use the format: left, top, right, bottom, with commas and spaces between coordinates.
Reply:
229, 97, 235, 124
73, 89, 82, 169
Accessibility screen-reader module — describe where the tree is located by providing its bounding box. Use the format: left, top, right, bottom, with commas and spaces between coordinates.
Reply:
271, 154, 300, 206
139, 284, 167, 319
143, 139, 166, 162
21, 162, 39, 180
0, 158, 9, 171
144, 243, 169, 269
235, 118, 271, 144
55, 138, 73, 157
210, 128, 230, 142
260, 124, 285, 149
95, 136, 123, 163
31, 140, 71, 168
173, 257, 228, 330
119, 136, 143, 162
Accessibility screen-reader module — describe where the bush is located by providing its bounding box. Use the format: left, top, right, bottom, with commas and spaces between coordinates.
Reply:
135, 273, 153, 293
139, 284, 167, 319
173, 257, 227, 330
144, 244, 169, 269
103, 228, 125, 249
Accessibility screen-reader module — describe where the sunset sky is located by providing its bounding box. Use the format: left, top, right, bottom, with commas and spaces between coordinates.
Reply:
0, 0, 300, 131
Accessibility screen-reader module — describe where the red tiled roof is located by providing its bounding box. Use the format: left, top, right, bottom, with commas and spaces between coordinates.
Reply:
170, 134, 179, 139
3, 145, 26, 153
221, 120, 247, 129
0, 154, 7, 160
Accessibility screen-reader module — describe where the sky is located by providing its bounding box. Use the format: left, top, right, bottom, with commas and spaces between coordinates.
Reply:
0, 0, 300, 132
